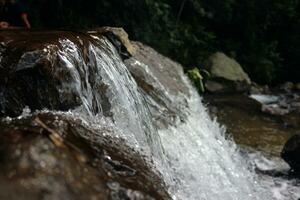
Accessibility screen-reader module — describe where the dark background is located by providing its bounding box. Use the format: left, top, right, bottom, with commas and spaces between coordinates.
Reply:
23, 0, 300, 84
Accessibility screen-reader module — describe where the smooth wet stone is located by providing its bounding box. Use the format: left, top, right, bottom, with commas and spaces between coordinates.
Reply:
0, 30, 104, 117
93, 27, 136, 57
281, 134, 300, 173
125, 42, 190, 128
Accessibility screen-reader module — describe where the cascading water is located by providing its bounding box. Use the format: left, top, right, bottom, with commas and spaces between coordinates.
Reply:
51, 36, 165, 160
46, 35, 271, 199
0, 31, 297, 200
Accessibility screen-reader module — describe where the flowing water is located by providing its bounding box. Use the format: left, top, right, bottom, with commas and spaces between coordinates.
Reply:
1, 33, 299, 199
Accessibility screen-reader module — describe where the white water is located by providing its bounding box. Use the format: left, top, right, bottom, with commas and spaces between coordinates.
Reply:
157, 90, 268, 199
51, 36, 164, 159
15, 35, 298, 199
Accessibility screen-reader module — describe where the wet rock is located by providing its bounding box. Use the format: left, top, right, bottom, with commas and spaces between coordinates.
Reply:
125, 42, 190, 128
204, 52, 251, 93
0, 113, 170, 200
281, 134, 300, 173
107, 181, 154, 200
280, 82, 294, 93
295, 83, 300, 91
93, 27, 136, 59
250, 83, 271, 95
261, 104, 290, 116
0, 29, 181, 199
205, 80, 224, 93
249, 94, 300, 116
0, 30, 104, 117
0, 29, 190, 130
96, 27, 136, 55
250, 85, 263, 94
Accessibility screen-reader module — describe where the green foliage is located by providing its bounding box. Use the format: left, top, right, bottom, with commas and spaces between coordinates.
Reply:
187, 68, 210, 93
22, 0, 300, 84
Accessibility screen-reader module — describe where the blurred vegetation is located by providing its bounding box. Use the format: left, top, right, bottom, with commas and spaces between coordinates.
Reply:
187, 68, 210, 93
23, 0, 300, 84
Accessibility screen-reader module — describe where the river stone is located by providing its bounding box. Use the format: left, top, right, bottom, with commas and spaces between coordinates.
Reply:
0, 113, 170, 200
281, 134, 300, 173
205, 52, 251, 84
125, 42, 190, 128
295, 83, 300, 91
280, 82, 294, 93
205, 80, 224, 93
204, 52, 251, 93
95, 27, 136, 56
0, 29, 136, 118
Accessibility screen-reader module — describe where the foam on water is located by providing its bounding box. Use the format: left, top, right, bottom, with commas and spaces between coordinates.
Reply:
247, 150, 300, 200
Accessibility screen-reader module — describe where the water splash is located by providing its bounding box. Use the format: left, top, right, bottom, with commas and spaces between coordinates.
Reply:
53, 36, 165, 160
51, 36, 273, 199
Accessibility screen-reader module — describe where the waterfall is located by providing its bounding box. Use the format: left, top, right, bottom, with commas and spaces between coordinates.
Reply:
0, 32, 276, 199
50, 36, 165, 160
49, 35, 272, 199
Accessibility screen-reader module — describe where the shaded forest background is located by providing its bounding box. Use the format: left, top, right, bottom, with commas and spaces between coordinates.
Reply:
25, 0, 300, 84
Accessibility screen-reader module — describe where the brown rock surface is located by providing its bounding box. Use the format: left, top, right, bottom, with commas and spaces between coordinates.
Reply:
0, 113, 170, 200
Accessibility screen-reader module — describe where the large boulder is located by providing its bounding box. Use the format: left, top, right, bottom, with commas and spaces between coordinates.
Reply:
281, 134, 300, 173
0, 113, 169, 200
204, 52, 251, 93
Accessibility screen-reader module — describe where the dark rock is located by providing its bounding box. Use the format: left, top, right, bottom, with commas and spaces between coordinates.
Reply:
281, 134, 300, 173
0, 30, 106, 117
93, 27, 136, 60
0, 113, 170, 200
250, 83, 271, 95
279, 82, 294, 93
261, 104, 290, 116
205, 80, 224, 93
295, 83, 300, 91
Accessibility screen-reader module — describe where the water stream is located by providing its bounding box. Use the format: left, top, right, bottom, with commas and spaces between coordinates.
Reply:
53, 36, 272, 200
1, 33, 298, 199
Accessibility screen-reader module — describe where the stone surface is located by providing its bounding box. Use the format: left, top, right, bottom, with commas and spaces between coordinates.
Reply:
94, 27, 136, 58
280, 82, 294, 93
0, 30, 100, 117
204, 52, 251, 84
281, 134, 300, 173
0, 113, 170, 200
125, 42, 190, 128
205, 80, 224, 93
261, 104, 290, 116
295, 83, 300, 91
